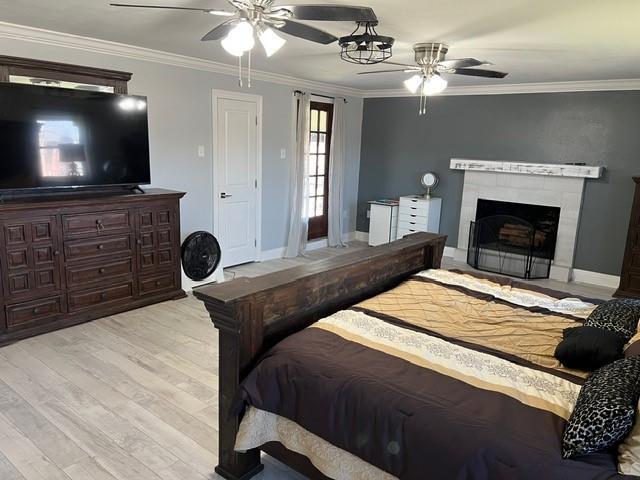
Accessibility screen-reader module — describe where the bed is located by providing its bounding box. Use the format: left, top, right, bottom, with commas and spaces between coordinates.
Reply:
193, 233, 633, 479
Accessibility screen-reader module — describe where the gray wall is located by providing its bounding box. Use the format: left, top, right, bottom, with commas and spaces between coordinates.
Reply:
357, 92, 640, 275
0, 35, 363, 287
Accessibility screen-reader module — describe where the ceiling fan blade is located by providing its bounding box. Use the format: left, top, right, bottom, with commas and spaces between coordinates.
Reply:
438, 58, 489, 69
380, 60, 420, 69
278, 20, 337, 44
449, 68, 508, 78
357, 69, 419, 75
201, 20, 236, 41
110, 3, 234, 15
278, 5, 377, 21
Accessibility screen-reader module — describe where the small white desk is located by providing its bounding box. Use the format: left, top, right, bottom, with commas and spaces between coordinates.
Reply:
367, 200, 399, 246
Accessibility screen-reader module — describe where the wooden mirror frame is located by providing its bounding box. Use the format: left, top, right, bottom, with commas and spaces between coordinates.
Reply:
0, 55, 132, 93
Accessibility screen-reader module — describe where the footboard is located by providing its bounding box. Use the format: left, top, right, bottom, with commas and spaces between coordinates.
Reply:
193, 232, 447, 480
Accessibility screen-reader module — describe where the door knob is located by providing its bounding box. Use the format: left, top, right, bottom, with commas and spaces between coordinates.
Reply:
220, 192, 232, 198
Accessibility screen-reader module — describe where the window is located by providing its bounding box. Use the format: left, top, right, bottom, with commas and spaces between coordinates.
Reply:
307, 101, 333, 240
38, 120, 87, 178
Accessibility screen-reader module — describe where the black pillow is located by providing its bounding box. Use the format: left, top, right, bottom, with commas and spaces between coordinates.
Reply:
562, 357, 640, 458
555, 326, 626, 371
584, 299, 640, 341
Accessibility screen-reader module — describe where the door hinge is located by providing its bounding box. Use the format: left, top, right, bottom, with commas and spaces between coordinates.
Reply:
254, 239, 257, 247
255, 116, 258, 125
255, 179, 257, 188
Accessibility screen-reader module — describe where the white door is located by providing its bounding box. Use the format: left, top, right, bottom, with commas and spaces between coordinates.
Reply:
215, 96, 258, 267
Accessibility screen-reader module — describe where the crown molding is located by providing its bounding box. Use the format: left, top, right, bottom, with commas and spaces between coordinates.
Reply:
2, 21, 640, 99
0, 21, 363, 98
362, 78, 640, 98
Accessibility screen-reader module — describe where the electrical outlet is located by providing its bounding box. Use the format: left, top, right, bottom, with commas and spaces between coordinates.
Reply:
366, 209, 370, 218
197, 145, 205, 158
280, 148, 286, 159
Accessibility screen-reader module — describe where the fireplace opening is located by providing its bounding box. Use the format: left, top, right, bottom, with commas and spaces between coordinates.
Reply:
467, 199, 560, 279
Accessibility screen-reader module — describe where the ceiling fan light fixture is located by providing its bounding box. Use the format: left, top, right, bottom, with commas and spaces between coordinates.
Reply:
221, 21, 255, 57
258, 27, 286, 57
422, 74, 447, 95
404, 74, 423, 94
339, 21, 394, 65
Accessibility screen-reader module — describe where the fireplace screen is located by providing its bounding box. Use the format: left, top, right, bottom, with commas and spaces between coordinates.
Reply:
467, 200, 560, 279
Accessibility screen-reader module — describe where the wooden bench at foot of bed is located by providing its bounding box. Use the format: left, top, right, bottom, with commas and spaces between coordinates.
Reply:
193, 232, 447, 480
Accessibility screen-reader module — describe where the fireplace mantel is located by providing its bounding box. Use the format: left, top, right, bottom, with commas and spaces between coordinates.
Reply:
450, 158, 605, 179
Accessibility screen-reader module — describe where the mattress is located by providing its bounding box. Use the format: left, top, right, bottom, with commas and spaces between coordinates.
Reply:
235, 269, 634, 479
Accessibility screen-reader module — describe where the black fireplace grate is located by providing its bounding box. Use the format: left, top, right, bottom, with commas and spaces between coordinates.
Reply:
467, 214, 556, 279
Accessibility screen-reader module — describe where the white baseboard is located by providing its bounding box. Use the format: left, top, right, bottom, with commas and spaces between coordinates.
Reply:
259, 246, 286, 261
355, 231, 369, 243
443, 246, 456, 258
259, 232, 356, 262
572, 269, 621, 289
181, 267, 225, 292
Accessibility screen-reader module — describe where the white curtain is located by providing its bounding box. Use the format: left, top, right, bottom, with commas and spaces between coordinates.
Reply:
284, 91, 311, 258
328, 99, 346, 247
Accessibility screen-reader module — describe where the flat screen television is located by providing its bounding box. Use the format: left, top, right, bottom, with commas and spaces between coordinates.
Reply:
0, 82, 151, 192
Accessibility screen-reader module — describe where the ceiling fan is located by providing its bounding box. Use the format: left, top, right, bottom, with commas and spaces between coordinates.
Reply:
110, 1, 377, 57
360, 42, 508, 114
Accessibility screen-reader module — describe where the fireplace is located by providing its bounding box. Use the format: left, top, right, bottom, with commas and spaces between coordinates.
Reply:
450, 159, 605, 282
467, 199, 561, 279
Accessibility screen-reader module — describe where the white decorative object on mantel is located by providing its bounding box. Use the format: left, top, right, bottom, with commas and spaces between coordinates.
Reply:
451, 159, 604, 283
450, 158, 605, 179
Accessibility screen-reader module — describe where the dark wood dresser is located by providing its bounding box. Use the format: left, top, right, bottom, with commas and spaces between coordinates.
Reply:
0, 188, 186, 344
616, 177, 640, 298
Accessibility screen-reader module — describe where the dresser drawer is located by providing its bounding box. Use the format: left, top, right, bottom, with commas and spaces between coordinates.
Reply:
68, 282, 134, 312
398, 220, 428, 232
66, 258, 133, 289
398, 214, 428, 227
6, 296, 63, 331
399, 196, 430, 208
399, 205, 428, 218
62, 210, 132, 238
139, 272, 177, 296
65, 235, 132, 262
398, 227, 419, 238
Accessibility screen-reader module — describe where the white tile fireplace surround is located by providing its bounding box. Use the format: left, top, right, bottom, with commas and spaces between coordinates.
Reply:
450, 159, 605, 282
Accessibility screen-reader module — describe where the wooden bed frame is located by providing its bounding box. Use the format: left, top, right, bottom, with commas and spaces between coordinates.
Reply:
193, 232, 447, 480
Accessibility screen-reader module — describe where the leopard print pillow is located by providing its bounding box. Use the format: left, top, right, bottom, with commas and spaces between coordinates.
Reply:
562, 357, 640, 458
584, 299, 640, 341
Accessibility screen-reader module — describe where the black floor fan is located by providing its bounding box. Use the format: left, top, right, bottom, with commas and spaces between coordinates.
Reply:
181, 231, 222, 281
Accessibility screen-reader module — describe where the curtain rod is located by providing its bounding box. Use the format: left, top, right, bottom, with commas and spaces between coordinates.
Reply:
293, 90, 348, 103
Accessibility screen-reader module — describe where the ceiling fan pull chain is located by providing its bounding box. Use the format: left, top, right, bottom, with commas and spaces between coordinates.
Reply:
248, 49, 252, 88
238, 54, 243, 88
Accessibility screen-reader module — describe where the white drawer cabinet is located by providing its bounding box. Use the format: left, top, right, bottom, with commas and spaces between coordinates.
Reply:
368, 201, 398, 246
397, 195, 441, 239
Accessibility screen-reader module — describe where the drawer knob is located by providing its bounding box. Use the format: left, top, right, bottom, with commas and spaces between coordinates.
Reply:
156, 280, 162, 286
32, 307, 40, 315
136, 239, 142, 245
100, 293, 108, 300
99, 268, 106, 274
97, 244, 105, 250
53, 250, 60, 256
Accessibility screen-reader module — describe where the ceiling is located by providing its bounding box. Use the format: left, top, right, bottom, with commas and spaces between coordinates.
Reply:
1, 0, 640, 91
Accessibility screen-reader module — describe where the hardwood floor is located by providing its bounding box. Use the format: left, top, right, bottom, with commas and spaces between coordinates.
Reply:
0, 295, 303, 480
0, 241, 613, 480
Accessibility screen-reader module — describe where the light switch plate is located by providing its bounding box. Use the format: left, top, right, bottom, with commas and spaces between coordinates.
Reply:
280, 148, 286, 159
197, 145, 205, 158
